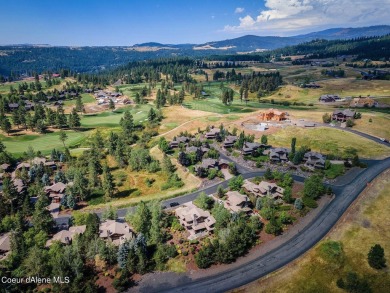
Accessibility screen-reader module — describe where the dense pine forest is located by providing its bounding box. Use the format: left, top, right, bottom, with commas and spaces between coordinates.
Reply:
1, 34, 390, 78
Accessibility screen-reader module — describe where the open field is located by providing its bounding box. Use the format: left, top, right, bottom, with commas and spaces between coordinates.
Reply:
267, 126, 390, 159
80, 104, 152, 127
236, 169, 390, 293
0, 130, 90, 156
63, 93, 95, 107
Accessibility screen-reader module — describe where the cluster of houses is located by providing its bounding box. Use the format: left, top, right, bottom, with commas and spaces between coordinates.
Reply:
45, 220, 135, 247
175, 177, 288, 239
94, 90, 131, 105
0, 157, 68, 221
7, 89, 83, 111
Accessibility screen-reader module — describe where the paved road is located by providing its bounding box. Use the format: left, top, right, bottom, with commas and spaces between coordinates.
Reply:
142, 156, 390, 293
54, 124, 390, 292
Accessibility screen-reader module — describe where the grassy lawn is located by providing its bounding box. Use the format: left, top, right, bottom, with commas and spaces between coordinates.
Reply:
267, 126, 390, 159
1, 130, 90, 156
63, 93, 95, 106
240, 170, 390, 293
80, 104, 151, 127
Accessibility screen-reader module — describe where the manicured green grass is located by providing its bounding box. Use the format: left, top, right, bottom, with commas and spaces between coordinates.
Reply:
80, 104, 152, 127
63, 94, 95, 106
1, 130, 90, 156
324, 164, 345, 179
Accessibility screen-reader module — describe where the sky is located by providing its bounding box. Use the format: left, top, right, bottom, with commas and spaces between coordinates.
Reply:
0, 0, 389, 46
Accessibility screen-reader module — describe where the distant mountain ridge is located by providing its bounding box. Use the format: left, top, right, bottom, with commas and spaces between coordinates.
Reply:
133, 25, 390, 51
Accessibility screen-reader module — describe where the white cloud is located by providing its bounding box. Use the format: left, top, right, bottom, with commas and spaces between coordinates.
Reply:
235, 7, 245, 14
224, 0, 390, 34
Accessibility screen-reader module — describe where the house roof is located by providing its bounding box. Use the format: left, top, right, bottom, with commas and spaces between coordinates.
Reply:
99, 220, 134, 239
16, 162, 30, 169
46, 226, 86, 247
0, 233, 11, 252
225, 191, 249, 206
32, 157, 46, 165
45, 182, 67, 193
175, 202, 214, 223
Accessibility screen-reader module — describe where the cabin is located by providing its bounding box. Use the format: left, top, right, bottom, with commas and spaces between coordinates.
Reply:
45, 225, 86, 247
223, 136, 237, 148
303, 152, 326, 169
242, 142, 262, 156
268, 147, 289, 163
242, 179, 285, 199
99, 220, 135, 246
332, 109, 355, 122
169, 136, 190, 148
175, 202, 216, 239
224, 191, 252, 214
205, 127, 220, 139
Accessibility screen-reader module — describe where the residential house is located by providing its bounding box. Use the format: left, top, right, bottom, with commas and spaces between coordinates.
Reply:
99, 220, 135, 246
223, 135, 237, 148
269, 147, 289, 163
205, 127, 220, 139
332, 109, 356, 122
224, 191, 252, 214
16, 162, 30, 170
242, 142, 262, 156
242, 179, 285, 199
8, 103, 19, 111
194, 158, 229, 173
185, 146, 209, 154
175, 202, 216, 239
45, 225, 86, 247
259, 109, 286, 121
0, 163, 10, 172
12, 178, 26, 193
169, 136, 189, 148
319, 94, 340, 103
0, 233, 11, 260
303, 152, 326, 169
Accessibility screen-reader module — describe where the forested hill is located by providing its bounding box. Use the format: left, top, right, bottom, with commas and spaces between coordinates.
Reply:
0, 25, 389, 76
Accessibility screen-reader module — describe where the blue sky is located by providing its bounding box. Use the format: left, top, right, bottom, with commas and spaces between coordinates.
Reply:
0, 0, 388, 46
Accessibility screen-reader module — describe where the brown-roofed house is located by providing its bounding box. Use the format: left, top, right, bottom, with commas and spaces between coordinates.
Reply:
332, 109, 356, 122
0, 233, 11, 260
224, 191, 252, 214
99, 220, 135, 246
242, 179, 285, 199
45, 225, 86, 247
175, 202, 216, 239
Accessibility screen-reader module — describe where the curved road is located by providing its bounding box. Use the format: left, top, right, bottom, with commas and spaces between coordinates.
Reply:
55, 125, 390, 292
144, 157, 390, 293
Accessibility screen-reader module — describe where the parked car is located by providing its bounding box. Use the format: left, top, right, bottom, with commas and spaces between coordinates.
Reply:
169, 202, 180, 207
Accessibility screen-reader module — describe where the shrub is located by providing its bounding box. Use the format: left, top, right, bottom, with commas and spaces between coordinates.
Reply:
302, 197, 318, 208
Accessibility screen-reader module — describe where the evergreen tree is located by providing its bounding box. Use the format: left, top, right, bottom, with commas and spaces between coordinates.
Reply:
75, 96, 84, 112
117, 241, 130, 269
32, 192, 54, 234
130, 201, 151, 237
162, 155, 175, 174
148, 201, 163, 245
59, 130, 68, 148
368, 244, 386, 269
102, 163, 116, 200
109, 99, 115, 110
120, 110, 134, 136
